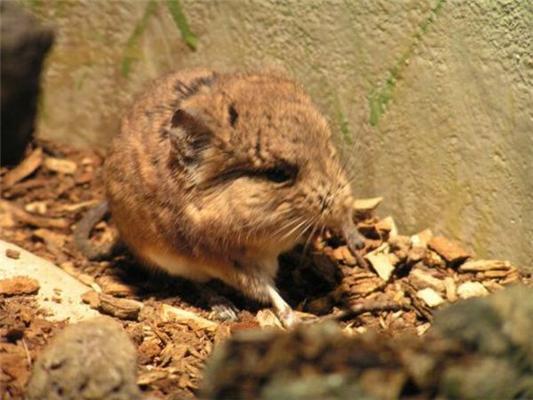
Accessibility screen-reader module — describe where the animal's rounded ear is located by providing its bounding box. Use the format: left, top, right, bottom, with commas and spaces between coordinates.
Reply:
171, 109, 199, 130
167, 108, 212, 166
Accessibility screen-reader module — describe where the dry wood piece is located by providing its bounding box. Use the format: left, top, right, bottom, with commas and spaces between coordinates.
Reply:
331, 245, 356, 266
375, 216, 398, 237
348, 277, 385, 295
43, 157, 77, 175
138, 340, 162, 364
443, 277, 457, 302
410, 228, 433, 248
366, 254, 394, 281
0, 276, 40, 296
499, 271, 521, 285
56, 199, 100, 213
457, 281, 489, 299
428, 236, 471, 265
5, 248, 20, 259
459, 259, 512, 272
81, 290, 101, 309
409, 268, 445, 292
332, 300, 405, 321
407, 246, 426, 264
2, 148, 43, 188
159, 304, 218, 331
388, 235, 411, 261
59, 261, 100, 292
353, 197, 383, 215
416, 322, 431, 336
365, 244, 395, 282
96, 275, 135, 297
304, 295, 334, 315
32, 228, 67, 251
0, 204, 16, 228
482, 280, 505, 292
256, 309, 284, 329
24, 201, 47, 215
0, 200, 70, 229
477, 270, 513, 279
404, 283, 433, 321
98, 293, 143, 320
137, 370, 168, 386
389, 235, 411, 251
423, 250, 445, 269
75, 171, 93, 185
416, 288, 445, 308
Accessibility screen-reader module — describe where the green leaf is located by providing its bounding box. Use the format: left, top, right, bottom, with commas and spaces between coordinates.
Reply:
121, 0, 158, 78
166, 0, 198, 50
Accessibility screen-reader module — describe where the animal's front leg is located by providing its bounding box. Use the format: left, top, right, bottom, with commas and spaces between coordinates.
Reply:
265, 283, 299, 328
222, 257, 299, 328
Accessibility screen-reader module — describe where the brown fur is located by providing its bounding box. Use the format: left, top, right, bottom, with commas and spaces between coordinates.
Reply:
104, 69, 361, 325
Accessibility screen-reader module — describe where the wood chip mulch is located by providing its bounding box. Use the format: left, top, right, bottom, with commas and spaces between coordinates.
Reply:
1, 141, 531, 399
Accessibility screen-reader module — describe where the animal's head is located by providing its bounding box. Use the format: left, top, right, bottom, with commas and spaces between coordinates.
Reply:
165, 72, 364, 255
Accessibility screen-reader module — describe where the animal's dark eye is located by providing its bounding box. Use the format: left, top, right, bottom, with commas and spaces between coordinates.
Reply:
228, 104, 238, 127
264, 165, 297, 184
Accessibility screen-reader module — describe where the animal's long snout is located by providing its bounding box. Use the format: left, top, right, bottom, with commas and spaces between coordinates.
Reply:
342, 220, 365, 252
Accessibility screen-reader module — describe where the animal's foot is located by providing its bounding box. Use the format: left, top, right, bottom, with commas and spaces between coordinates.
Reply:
277, 306, 300, 329
210, 301, 239, 322
204, 289, 239, 322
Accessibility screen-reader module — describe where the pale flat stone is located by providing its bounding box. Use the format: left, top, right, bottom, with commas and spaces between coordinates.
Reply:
410, 268, 445, 292
0, 240, 98, 322
457, 281, 489, 299
365, 252, 395, 282
416, 288, 445, 308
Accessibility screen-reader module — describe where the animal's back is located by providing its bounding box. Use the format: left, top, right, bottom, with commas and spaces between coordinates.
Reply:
104, 69, 217, 272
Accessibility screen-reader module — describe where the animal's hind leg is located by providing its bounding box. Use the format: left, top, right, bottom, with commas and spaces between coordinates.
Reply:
192, 282, 239, 322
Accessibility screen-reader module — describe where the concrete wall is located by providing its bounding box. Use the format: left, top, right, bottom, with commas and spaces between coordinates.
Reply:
22, 0, 532, 268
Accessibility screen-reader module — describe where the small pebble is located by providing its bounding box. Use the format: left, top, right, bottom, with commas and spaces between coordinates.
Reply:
5, 248, 20, 259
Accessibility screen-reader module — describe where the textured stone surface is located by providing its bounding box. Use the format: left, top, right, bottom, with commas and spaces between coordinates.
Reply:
26, 316, 141, 400
1, 1, 53, 165
22, 0, 532, 268
201, 286, 533, 399
0, 240, 99, 322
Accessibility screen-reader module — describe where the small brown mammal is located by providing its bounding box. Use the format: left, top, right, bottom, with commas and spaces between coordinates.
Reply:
102, 69, 363, 327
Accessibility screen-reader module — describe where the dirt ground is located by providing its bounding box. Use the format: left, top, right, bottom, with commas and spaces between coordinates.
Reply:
1, 141, 531, 399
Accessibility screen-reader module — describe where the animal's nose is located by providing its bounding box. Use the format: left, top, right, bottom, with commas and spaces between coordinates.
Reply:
342, 220, 365, 252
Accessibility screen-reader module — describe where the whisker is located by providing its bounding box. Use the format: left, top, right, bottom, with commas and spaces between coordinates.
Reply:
278, 217, 309, 241
272, 216, 305, 239
302, 215, 323, 254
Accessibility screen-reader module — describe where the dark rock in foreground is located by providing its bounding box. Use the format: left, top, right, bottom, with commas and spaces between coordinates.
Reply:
201, 285, 533, 400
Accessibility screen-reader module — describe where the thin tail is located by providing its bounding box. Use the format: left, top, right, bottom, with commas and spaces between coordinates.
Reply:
73, 200, 120, 260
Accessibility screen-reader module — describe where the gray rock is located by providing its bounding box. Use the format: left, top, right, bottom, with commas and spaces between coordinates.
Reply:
26, 316, 141, 400
434, 285, 533, 399
0, 1, 53, 166
201, 286, 533, 400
